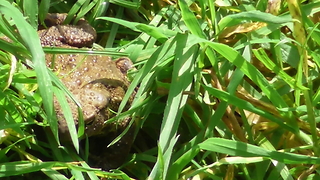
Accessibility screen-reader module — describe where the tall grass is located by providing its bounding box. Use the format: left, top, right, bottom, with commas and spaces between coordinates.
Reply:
0, 0, 320, 179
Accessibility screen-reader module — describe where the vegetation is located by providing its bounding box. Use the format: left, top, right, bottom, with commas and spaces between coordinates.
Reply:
0, 0, 320, 179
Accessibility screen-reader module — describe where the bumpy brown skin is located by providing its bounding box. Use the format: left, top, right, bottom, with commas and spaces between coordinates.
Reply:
39, 13, 96, 47
41, 13, 135, 170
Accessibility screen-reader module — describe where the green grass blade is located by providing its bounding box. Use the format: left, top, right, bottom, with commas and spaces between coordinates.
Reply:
149, 34, 197, 179
202, 85, 294, 132
38, 0, 50, 23
0, 161, 64, 177
22, 0, 38, 28
110, 0, 140, 9
178, 0, 206, 38
97, 17, 177, 38
206, 41, 288, 108
200, 138, 320, 164
253, 48, 308, 90
218, 10, 292, 31
52, 86, 79, 152
41, 169, 69, 180
0, 1, 57, 141
166, 143, 201, 179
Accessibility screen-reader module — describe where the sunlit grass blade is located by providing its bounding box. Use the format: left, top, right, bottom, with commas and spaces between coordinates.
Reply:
38, 0, 50, 23
64, 0, 88, 23
97, 17, 177, 38
22, 0, 38, 28
203, 85, 294, 132
199, 138, 320, 164
218, 10, 292, 31
52, 86, 79, 152
149, 34, 197, 179
199, 38, 301, 131
253, 48, 308, 90
110, 0, 140, 9
205, 41, 288, 108
76, 0, 99, 22
178, 0, 206, 38
2, 0, 320, 178
255, 134, 293, 180
0, 161, 65, 177
166, 142, 201, 179
41, 169, 69, 180
0, 1, 57, 141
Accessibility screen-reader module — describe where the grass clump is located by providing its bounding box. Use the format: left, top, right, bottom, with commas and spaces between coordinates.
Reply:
0, 0, 320, 179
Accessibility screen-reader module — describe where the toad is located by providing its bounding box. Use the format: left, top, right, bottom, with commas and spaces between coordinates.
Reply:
40, 13, 135, 169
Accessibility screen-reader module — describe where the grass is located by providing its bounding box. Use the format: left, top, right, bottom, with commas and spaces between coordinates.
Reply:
0, 0, 320, 179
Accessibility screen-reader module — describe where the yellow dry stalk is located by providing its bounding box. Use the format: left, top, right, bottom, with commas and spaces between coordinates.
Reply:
266, 0, 281, 15
287, 1, 319, 157
287, 0, 308, 78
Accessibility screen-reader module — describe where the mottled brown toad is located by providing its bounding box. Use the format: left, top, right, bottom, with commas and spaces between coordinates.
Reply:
49, 54, 133, 138
40, 13, 135, 169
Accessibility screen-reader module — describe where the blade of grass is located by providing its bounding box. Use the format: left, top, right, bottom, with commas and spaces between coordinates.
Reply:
253, 48, 308, 91
109, 0, 140, 9
218, 10, 292, 31
255, 134, 293, 180
202, 85, 295, 132
178, 0, 218, 82
166, 141, 201, 179
149, 34, 197, 179
52, 86, 79, 153
202, 39, 300, 131
97, 17, 177, 38
178, 0, 206, 39
287, 0, 318, 155
22, 0, 38, 28
199, 138, 320, 164
106, 6, 123, 48
75, 0, 99, 23
0, 1, 57, 141
41, 169, 68, 180
0, 161, 66, 177
38, 0, 50, 24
